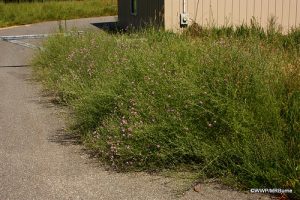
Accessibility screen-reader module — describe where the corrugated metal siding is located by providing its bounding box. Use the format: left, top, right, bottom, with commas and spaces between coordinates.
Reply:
165, 0, 300, 32
118, 0, 164, 28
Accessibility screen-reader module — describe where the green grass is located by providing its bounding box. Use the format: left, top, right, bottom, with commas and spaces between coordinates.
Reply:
32, 25, 300, 199
0, 0, 117, 27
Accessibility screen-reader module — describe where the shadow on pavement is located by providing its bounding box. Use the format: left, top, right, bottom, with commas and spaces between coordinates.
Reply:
91, 22, 120, 33
48, 128, 81, 146
0, 64, 30, 68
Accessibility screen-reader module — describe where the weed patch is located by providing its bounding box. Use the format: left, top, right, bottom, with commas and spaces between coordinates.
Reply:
33, 27, 300, 199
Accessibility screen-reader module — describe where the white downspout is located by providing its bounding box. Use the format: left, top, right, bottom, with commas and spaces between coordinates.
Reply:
183, 0, 187, 14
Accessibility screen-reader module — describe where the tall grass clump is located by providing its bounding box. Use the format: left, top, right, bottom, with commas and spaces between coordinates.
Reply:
33, 26, 300, 198
0, 0, 117, 27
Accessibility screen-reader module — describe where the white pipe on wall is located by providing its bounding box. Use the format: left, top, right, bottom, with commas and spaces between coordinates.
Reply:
183, 0, 187, 14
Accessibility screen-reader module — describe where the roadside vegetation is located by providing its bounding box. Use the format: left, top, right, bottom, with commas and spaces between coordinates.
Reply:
33, 24, 300, 199
0, 0, 117, 27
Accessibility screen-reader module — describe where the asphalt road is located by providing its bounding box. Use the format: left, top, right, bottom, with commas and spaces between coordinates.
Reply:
0, 17, 273, 200
0, 16, 117, 66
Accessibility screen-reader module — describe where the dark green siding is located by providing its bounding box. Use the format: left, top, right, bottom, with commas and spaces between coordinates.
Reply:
118, 0, 164, 28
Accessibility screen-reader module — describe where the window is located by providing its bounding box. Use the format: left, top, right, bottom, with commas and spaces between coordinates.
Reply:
130, 0, 137, 15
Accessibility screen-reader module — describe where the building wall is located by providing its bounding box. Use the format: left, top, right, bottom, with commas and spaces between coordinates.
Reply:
165, 0, 300, 32
118, 0, 164, 28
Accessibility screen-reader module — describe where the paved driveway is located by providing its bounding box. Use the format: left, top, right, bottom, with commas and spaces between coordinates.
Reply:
0, 16, 117, 67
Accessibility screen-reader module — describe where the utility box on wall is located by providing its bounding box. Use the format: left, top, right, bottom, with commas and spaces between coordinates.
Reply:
118, 0, 300, 32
